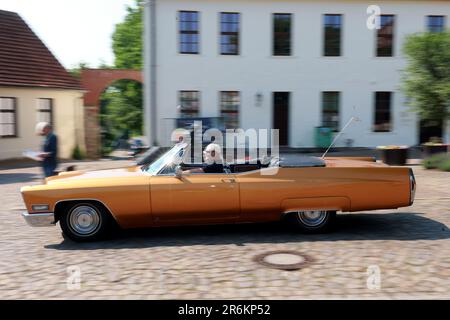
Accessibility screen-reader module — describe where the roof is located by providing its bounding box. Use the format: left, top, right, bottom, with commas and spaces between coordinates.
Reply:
0, 10, 83, 90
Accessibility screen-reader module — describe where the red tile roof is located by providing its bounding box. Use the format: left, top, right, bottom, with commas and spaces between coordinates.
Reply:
0, 10, 83, 90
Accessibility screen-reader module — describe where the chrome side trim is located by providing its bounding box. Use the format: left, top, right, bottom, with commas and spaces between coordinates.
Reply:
22, 212, 55, 227
282, 209, 340, 219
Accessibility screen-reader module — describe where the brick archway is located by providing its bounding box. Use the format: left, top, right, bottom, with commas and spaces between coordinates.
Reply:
80, 69, 143, 158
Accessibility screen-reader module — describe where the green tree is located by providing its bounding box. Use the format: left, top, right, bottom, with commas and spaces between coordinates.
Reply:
68, 61, 90, 79
402, 31, 450, 123
100, 0, 143, 155
112, 1, 143, 69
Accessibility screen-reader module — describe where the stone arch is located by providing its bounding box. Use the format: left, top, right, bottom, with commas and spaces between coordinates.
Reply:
80, 69, 143, 158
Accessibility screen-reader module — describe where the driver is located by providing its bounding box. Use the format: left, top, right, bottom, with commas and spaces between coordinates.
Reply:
184, 143, 224, 174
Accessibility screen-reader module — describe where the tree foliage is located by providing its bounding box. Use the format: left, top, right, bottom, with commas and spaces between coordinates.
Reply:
68, 61, 90, 79
112, 1, 143, 69
100, 0, 143, 155
100, 81, 143, 142
402, 31, 450, 121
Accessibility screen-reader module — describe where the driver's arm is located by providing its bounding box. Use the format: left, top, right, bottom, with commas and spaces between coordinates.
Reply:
184, 168, 204, 174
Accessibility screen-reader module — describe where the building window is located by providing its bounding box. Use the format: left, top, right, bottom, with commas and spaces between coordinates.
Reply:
377, 15, 395, 57
374, 92, 392, 132
0, 97, 17, 137
323, 14, 342, 57
273, 13, 292, 56
220, 91, 240, 129
179, 11, 199, 54
220, 12, 240, 55
37, 98, 53, 125
322, 92, 340, 131
179, 91, 200, 118
427, 15, 446, 32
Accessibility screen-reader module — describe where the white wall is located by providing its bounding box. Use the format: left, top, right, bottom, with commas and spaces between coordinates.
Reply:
145, 0, 450, 147
0, 87, 85, 160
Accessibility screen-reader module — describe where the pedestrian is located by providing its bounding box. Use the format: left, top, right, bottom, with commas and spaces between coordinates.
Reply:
35, 122, 58, 177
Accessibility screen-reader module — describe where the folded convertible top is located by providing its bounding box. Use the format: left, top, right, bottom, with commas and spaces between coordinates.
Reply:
276, 156, 326, 168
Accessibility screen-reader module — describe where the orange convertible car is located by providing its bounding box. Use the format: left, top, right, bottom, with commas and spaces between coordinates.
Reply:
21, 143, 416, 242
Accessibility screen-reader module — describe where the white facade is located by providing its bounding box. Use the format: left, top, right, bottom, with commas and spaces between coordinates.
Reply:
144, 0, 450, 148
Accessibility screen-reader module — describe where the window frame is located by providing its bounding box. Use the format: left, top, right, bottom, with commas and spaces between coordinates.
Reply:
219, 12, 240, 56
178, 90, 200, 118
178, 10, 200, 54
219, 91, 240, 129
376, 14, 395, 57
273, 13, 293, 56
0, 97, 18, 138
37, 98, 54, 126
321, 91, 340, 132
426, 15, 446, 32
373, 91, 393, 133
323, 14, 342, 57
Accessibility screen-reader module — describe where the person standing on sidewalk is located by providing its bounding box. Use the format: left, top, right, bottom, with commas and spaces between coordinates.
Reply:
35, 122, 58, 177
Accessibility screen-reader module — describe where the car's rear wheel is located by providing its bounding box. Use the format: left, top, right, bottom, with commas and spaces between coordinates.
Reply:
60, 203, 112, 242
287, 210, 336, 233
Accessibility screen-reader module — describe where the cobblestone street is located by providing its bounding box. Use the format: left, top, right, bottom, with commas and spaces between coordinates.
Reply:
0, 160, 449, 299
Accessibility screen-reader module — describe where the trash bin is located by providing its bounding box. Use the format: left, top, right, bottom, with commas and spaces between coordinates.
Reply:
377, 146, 409, 166
315, 127, 333, 148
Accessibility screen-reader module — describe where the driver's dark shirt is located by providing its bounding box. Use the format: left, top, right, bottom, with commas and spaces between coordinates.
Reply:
203, 163, 224, 174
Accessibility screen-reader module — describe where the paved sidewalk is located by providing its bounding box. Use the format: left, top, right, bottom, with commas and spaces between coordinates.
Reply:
0, 160, 449, 299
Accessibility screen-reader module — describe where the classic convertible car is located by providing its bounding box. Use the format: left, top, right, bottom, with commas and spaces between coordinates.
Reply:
21, 143, 416, 242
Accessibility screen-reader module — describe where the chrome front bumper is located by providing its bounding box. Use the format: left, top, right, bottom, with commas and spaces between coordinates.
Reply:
22, 212, 55, 227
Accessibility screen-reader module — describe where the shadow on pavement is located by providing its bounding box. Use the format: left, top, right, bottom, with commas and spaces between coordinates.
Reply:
0, 173, 41, 185
45, 212, 450, 251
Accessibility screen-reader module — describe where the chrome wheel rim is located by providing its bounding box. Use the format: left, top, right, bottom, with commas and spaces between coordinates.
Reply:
297, 211, 327, 227
69, 205, 101, 236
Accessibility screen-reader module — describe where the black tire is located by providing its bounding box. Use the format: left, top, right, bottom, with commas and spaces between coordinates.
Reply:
59, 202, 113, 242
286, 210, 336, 233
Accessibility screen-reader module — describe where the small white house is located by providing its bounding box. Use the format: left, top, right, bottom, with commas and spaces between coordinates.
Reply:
143, 0, 450, 148
0, 10, 85, 160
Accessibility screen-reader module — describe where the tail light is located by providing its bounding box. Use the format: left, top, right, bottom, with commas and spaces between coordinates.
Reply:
409, 168, 416, 205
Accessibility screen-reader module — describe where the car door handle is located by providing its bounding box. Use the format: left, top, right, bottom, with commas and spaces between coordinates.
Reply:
221, 178, 236, 183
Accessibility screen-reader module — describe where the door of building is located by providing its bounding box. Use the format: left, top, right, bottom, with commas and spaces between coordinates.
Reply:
273, 92, 290, 146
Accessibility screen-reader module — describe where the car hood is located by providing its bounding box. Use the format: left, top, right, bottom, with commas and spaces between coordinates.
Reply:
46, 166, 143, 184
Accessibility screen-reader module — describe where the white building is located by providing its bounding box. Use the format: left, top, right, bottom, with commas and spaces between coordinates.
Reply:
143, 0, 450, 148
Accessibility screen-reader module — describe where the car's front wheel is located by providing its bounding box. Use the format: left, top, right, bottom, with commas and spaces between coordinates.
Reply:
287, 210, 336, 233
60, 203, 113, 242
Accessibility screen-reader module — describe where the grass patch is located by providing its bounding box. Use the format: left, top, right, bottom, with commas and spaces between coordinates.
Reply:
437, 158, 450, 172
423, 153, 450, 171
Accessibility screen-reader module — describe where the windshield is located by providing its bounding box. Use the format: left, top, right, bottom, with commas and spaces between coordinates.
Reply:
143, 143, 187, 175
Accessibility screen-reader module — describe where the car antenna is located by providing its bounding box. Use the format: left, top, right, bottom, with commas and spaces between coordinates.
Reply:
321, 115, 360, 160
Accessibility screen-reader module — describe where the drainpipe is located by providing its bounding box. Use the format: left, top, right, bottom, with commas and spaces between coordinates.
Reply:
143, 0, 157, 146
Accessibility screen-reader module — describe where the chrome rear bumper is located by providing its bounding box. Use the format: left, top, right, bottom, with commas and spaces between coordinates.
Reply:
22, 212, 55, 227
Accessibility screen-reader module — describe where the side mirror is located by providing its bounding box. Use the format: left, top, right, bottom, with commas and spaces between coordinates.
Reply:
175, 165, 183, 179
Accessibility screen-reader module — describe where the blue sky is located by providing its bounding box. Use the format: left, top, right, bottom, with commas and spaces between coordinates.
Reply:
0, 0, 135, 69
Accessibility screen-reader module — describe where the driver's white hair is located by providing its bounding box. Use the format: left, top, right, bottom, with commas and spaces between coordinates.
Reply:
204, 143, 223, 164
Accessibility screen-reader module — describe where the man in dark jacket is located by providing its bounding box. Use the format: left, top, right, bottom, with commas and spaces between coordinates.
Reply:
182, 143, 224, 174
36, 122, 58, 177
